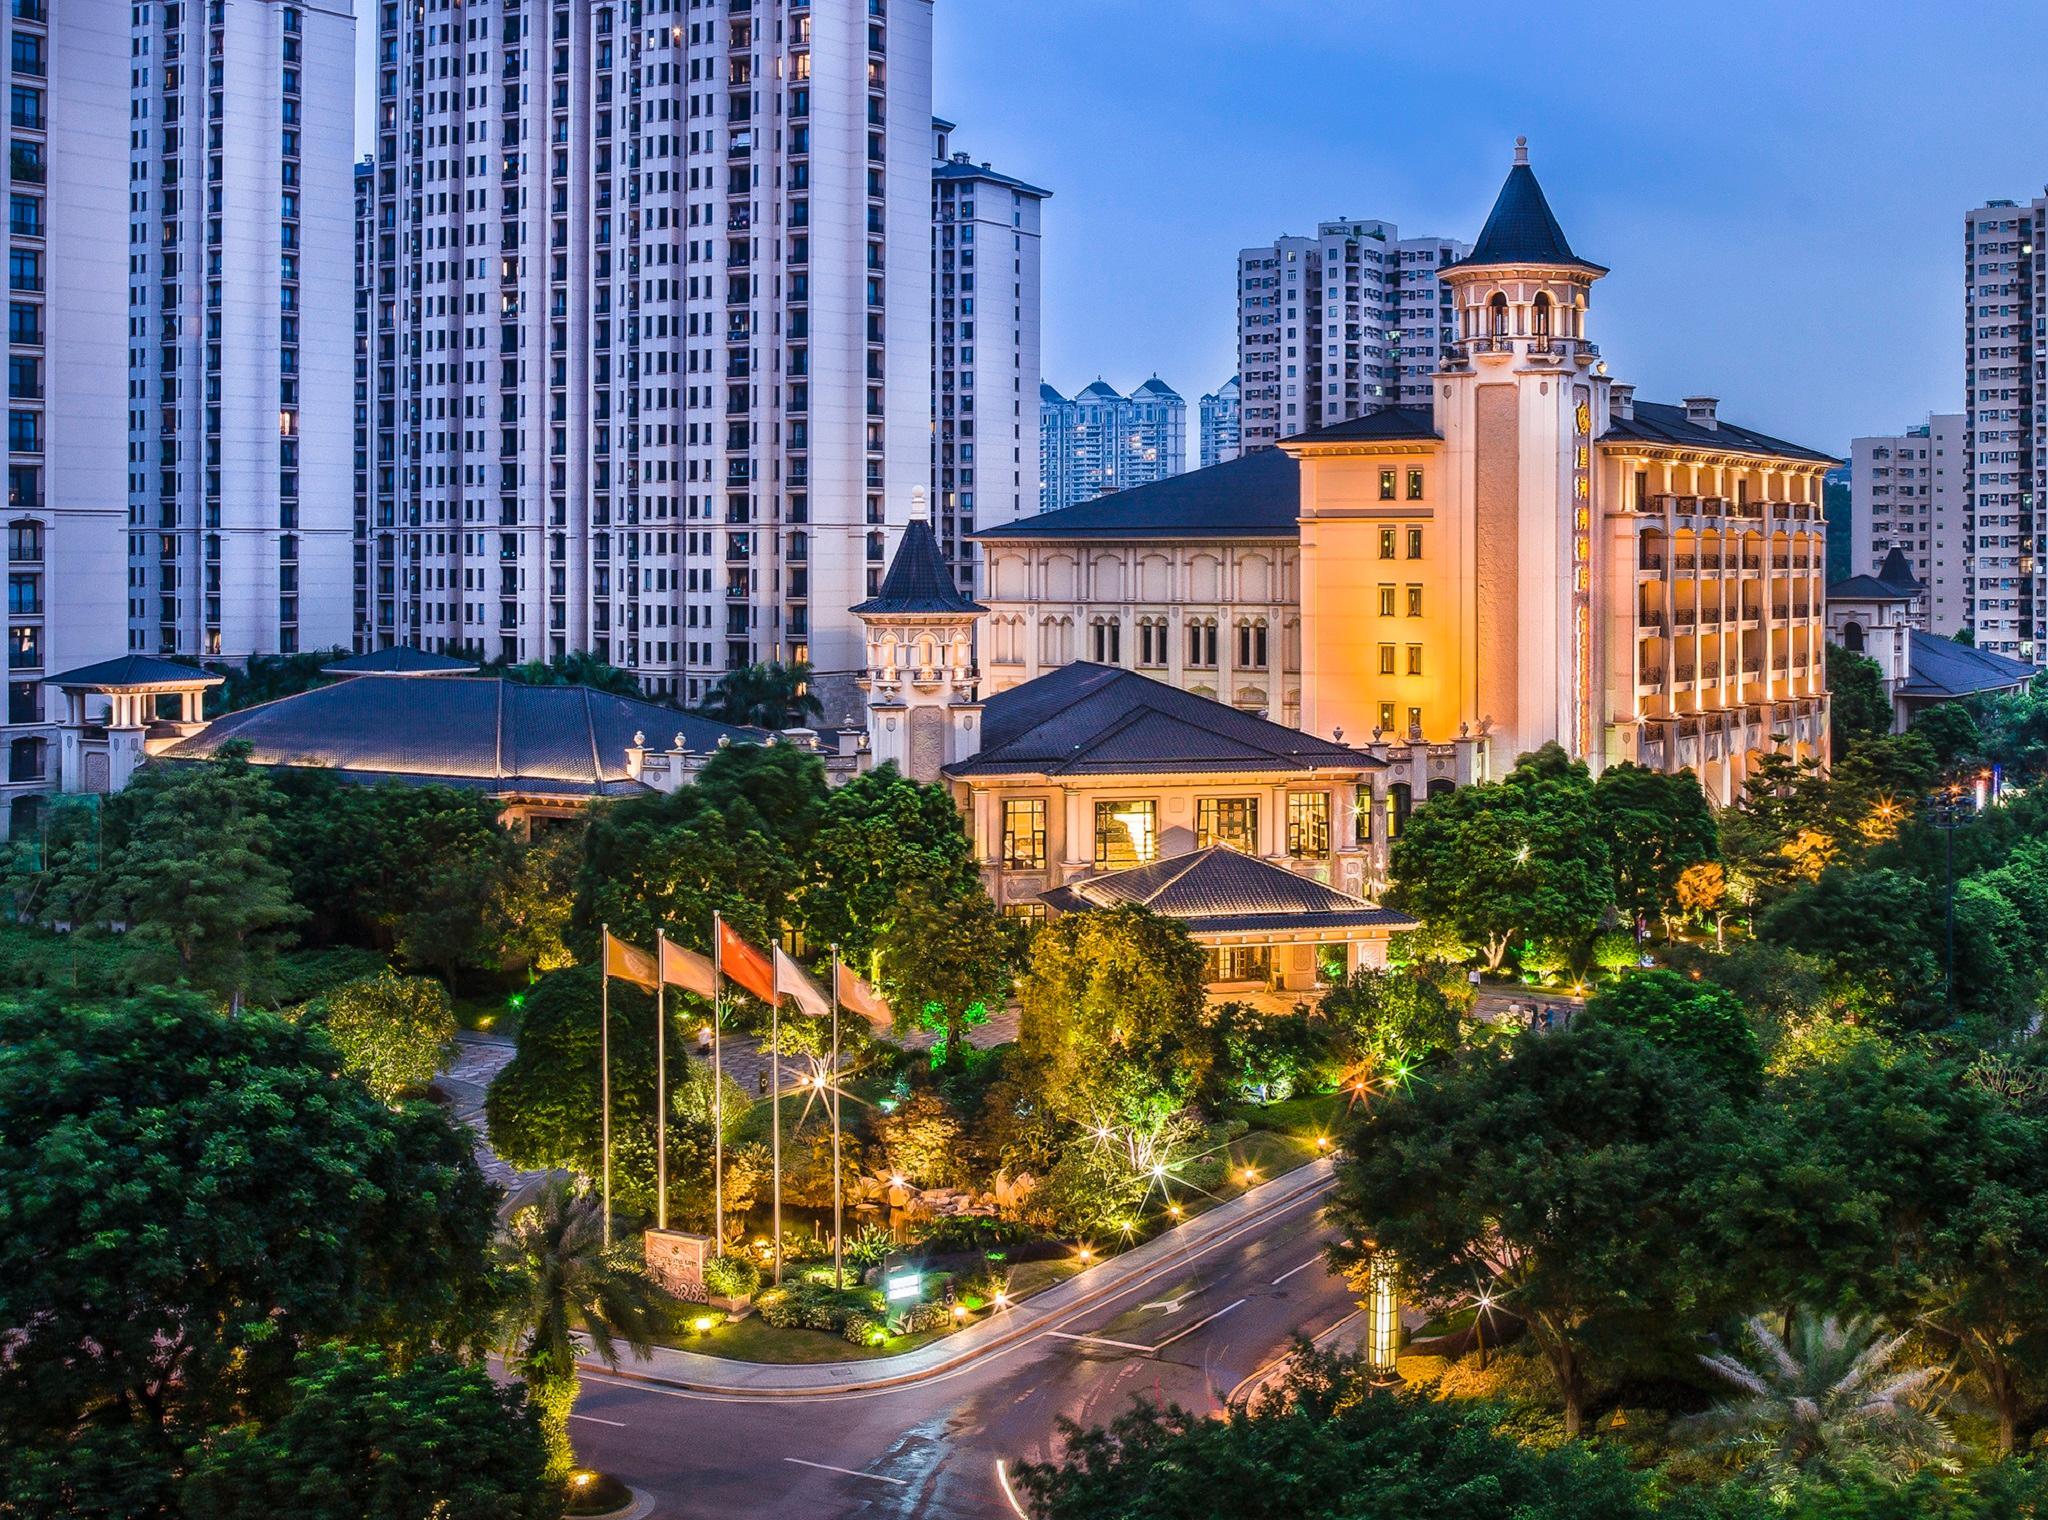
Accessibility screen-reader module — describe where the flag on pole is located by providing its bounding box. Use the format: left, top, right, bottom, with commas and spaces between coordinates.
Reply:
772, 945, 831, 1018
835, 960, 895, 1036
602, 927, 659, 990
658, 934, 718, 1000
716, 918, 777, 1003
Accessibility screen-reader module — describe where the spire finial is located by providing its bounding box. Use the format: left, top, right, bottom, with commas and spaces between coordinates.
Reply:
1514, 135, 1529, 166
910, 485, 929, 524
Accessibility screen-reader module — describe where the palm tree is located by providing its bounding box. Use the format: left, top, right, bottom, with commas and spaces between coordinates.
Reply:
1682, 1311, 1955, 1486
699, 660, 824, 729
500, 650, 642, 697
496, 1180, 669, 1484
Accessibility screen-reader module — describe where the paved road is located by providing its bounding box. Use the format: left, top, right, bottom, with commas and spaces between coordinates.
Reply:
568, 1176, 1355, 1518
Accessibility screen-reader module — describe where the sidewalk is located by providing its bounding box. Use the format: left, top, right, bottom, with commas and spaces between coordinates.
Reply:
584, 1156, 1337, 1397
440, 1032, 552, 1198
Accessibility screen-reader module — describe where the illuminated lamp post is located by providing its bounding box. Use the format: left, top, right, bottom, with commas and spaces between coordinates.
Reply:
1366, 1252, 1401, 1383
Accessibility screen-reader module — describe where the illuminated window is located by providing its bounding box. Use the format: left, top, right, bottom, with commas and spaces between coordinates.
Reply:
1407, 468, 1423, 500
1406, 645, 1423, 676
1000, 798, 1046, 871
1196, 796, 1258, 853
1407, 527, 1423, 559
1003, 902, 1047, 927
1287, 791, 1329, 859
1378, 584, 1395, 617
1378, 528, 1396, 560
1406, 585, 1422, 617
1094, 799, 1157, 869
1379, 701, 1396, 732
1378, 469, 1396, 501
1386, 782, 1412, 837
1407, 705, 1422, 734
1378, 643, 1395, 675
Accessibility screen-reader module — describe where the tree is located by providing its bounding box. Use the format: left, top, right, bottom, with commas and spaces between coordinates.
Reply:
1759, 868, 1943, 1029
0, 991, 500, 1458
1015, 1348, 1654, 1520
1579, 968, 1762, 1096
1828, 643, 1894, 754
798, 762, 979, 964
488, 826, 579, 981
1591, 930, 1638, 977
872, 881, 1016, 1069
185, 1345, 555, 1520
495, 1180, 667, 1484
1016, 905, 1214, 1124
500, 649, 641, 697
1683, 1312, 1953, 1486
1386, 744, 1615, 970
1329, 1026, 1730, 1437
1912, 703, 1983, 768
204, 648, 347, 715
94, 752, 304, 1008
873, 1089, 968, 1188
1592, 761, 1719, 927
698, 660, 824, 729
1318, 967, 1460, 1073
311, 968, 457, 1104
1674, 860, 1731, 945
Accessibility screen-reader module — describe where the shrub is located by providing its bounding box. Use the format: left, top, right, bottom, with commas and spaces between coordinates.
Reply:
702, 1253, 760, 1300
872, 1089, 967, 1188
896, 1300, 955, 1335
309, 968, 456, 1103
912, 1214, 1035, 1254
756, 1280, 880, 1333
266, 945, 388, 1008
844, 1223, 893, 1270
841, 1311, 887, 1347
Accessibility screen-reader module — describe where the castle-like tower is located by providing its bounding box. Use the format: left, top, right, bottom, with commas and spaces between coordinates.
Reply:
852, 493, 985, 783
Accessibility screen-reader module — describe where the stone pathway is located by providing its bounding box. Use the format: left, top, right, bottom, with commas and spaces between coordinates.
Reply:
439, 1032, 552, 1201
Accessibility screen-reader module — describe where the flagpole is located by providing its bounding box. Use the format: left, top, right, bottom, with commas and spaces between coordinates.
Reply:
601, 924, 612, 1251
830, 943, 843, 1291
712, 912, 725, 1252
771, 983, 783, 1288
656, 943, 667, 1232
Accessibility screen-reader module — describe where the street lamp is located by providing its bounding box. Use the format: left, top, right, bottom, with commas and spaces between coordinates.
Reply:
1367, 1253, 1401, 1382
1927, 778, 1977, 1010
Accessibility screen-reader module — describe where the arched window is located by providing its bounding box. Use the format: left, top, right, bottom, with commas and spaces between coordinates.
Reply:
8, 792, 41, 841
1488, 292, 1509, 337
1090, 615, 1120, 665
1385, 783, 1412, 839
1531, 292, 1552, 338
1842, 620, 1865, 654
1235, 616, 1268, 670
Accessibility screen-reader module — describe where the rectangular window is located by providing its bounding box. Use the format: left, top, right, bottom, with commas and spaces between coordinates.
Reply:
1196, 796, 1259, 853
1002, 902, 1047, 927
1379, 701, 1397, 732
1378, 527, 1396, 560
1287, 791, 1329, 859
1407, 705, 1423, 734
1378, 584, 1395, 617
1407, 468, 1424, 500
1407, 527, 1423, 559
1406, 585, 1422, 617
1406, 645, 1423, 676
1378, 643, 1395, 675
1094, 799, 1158, 870
1000, 798, 1046, 871
1378, 468, 1396, 501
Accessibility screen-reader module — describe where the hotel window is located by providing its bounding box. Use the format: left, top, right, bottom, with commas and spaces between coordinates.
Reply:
1406, 585, 1422, 617
1379, 701, 1396, 732
1003, 902, 1048, 927
1378, 584, 1395, 617
1407, 468, 1424, 500
1407, 527, 1423, 559
1000, 798, 1046, 871
1386, 782, 1412, 838
1378, 528, 1396, 560
1378, 643, 1395, 675
1187, 617, 1217, 668
1406, 645, 1423, 676
1407, 705, 1422, 734
1378, 468, 1396, 501
1136, 616, 1167, 667
1287, 791, 1330, 859
1095, 799, 1157, 869
1197, 796, 1258, 853
1089, 615, 1120, 664
1236, 617, 1267, 669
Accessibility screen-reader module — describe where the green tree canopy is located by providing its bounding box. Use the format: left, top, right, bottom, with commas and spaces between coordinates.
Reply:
185, 1345, 555, 1520
1317, 966, 1461, 1073
798, 762, 978, 965
310, 968, 457, 1104
1386, 743, 1616, 969
1827, 643, 1894, 754
1578, 968, 1761, 1095
1591, 761, 1719, 924
872, 880, 1017, 1069
697, 661, 824, 729
1911, 702, 1983, 768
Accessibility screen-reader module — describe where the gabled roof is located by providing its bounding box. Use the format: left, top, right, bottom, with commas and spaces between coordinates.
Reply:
1830, 547, 1923, 602
322, 645, 479, 676
850, 518, 983, 616
1451, 145, 1607, 276
1280, 404, 1439, 448
1039, 382, 1068, 405
162, 676, 760, 797
1901, 633, 2038, 702
1601, 401, 1836, 465
974, 446, 1301, 541
45, 654, 222, 690
1040, 846, 1415, 936
1077, 379, 1122, 400
1134, 376, 1181, 398
945, 663, 1379, 780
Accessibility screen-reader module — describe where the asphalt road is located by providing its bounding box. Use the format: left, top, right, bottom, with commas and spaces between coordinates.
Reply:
570, 1176, 1357, 1518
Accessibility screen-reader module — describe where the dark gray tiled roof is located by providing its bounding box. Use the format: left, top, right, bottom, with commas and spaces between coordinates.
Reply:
1602, 401, 1836, 465
323, 646, 479, 676
163, 676, 760, 796
932, 159, 1051, 198
1902, 632, 2038, 700
1077, 379, 1121, 400
1452, 157, 1607, 275
1134, 376, 1181, 398
974, 447, 1301, 540
46, 654, 221, 689
1828, 574, 1916, 602
1040, 846, 1414, 935
850, 518, 984, 616
1280, 404, 1439, 447
946, 663, 1378, 779
1039, 381, 1067, 404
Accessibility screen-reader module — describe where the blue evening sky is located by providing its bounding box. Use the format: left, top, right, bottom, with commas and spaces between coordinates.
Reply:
359, 1, 2048, 457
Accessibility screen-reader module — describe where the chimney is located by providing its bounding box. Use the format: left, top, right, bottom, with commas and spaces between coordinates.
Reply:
1610, 383, 1635, 421
1683, 395, 1719, 431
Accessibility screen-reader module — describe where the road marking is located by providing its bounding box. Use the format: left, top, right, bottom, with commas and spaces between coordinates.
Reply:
1149, 1297, 1246, 1351
1044, 1329, 1156, 1354
569, 1413, 627, 1427
1272, 1255, 1324, 1285
782, 1458, 908, 1486
995, 1459, 1031, 1518
1226, 1308, 1362, 1408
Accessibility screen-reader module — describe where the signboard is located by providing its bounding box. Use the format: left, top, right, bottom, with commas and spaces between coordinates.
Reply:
884, 1270, 923, 1304
643, 1228, 712, 1304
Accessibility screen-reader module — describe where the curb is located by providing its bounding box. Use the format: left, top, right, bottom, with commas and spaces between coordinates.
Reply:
581, 1159, 1337, 1398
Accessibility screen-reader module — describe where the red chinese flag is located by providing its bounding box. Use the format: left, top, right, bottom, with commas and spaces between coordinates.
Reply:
716, 919, 777, 1004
